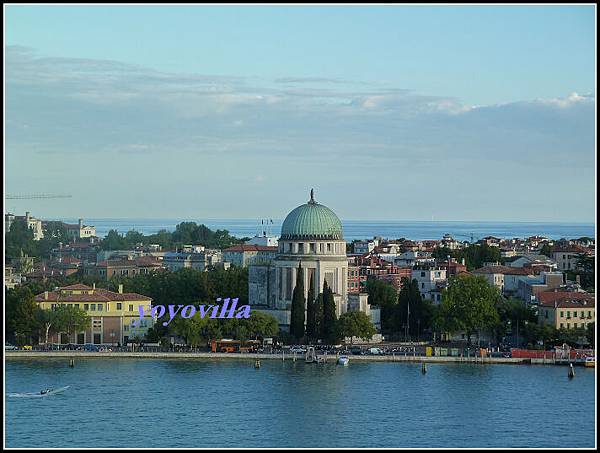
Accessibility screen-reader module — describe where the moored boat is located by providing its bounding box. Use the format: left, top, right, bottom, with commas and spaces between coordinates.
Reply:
337, 355, 349, 366
584, 356, 595, 368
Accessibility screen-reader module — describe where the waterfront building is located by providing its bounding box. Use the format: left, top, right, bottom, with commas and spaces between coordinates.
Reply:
223, 244, 278, 268
64, 218, 97, 241
5, 212, 44, 240
249, 190, 354, 329
537, 292, 595, 330
34, 283, 154, 345
273, 190, 348, 314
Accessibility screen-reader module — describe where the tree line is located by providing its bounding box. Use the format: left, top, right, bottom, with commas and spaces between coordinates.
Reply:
289, 264, 376, 344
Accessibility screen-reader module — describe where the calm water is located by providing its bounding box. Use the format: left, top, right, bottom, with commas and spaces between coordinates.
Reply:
5, 359, 596, 448
55, 218, 595, 241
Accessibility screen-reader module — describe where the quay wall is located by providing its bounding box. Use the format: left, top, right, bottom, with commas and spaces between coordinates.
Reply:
4, 351, 546, 365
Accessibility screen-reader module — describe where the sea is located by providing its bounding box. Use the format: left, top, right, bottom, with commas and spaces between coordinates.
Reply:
53, 218, 595, 241
5, 358, 596, 448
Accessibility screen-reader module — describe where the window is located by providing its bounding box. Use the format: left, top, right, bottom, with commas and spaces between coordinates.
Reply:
97, 304, 103, 311
327, 243, 332, 252
91, 304, 96, 311
74, 304, 79, 308
560, 311, 564, 318
84, 304, 89, 310
310, 243, 316, 253
129, 304, 134, 311
298, 243, 304, 253
124, 325, 129, 332
288, 243, 293, 253
560, 323, 564, 329
566, 311, 571, 319
117, 303, 122, 310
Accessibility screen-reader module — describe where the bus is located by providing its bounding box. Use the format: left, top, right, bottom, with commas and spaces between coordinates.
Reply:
210, 339, 261, 353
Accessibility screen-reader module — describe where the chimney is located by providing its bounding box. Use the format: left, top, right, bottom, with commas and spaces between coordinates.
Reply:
44, 291, 48, 300
118, 284, 123, 294
92, 283, 96, 290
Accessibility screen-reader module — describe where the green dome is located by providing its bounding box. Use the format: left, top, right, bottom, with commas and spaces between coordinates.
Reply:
281, 190, 343, 240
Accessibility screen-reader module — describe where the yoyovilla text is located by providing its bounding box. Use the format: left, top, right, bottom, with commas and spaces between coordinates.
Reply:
133, 298, 250, 327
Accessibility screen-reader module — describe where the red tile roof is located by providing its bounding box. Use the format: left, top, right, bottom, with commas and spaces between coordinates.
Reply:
472, 265, 533, 276
538, 291, 595, 308
34, 284, 152, 302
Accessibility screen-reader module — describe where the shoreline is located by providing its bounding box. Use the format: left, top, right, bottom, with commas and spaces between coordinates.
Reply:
4, 351, 567, 365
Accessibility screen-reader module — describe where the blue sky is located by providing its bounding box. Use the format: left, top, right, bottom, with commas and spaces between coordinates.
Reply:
4, 5, 596, 222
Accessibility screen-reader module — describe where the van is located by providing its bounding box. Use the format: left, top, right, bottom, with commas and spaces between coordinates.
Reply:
369, 347, 383, 355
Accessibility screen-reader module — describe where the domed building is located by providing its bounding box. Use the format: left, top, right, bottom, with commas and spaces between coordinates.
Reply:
273, 189, 348, 315
248, 190, 349, 323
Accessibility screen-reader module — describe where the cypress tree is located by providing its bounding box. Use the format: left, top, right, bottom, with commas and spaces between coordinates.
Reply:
322, 280, 337, 344
305, 274, 317, 341
290, 263, 305, 341
315, 292, 324, 341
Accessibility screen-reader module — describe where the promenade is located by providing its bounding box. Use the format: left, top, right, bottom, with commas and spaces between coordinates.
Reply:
4, 350, 550, 365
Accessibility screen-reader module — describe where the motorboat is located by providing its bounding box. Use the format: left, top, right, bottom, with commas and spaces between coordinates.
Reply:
337, 355, 349, 366
584, 356, 595, 368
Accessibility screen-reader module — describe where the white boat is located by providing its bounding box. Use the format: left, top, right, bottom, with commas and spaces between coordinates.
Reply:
337, 355, 349, 366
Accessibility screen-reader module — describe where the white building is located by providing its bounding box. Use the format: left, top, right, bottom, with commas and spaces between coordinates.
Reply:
411, 267, 447, 303
65, 218, 96, 241
5, 212, 44, 240
250, 190, 379, 333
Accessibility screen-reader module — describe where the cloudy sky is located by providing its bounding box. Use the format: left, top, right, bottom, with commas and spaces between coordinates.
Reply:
4, 5, 596, 222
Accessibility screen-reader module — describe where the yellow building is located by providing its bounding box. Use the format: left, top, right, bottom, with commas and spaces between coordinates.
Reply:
35, 283, 154, 345
537, 291, 595, 330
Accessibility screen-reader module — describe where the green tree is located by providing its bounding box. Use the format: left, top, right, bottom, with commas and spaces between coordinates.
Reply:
539, 243, 553, 257
321, 281, 337, 343
36, 308, 63, 345
365, 279, 398, 332
586, 322, 595, 345
333, 311, 376, 344
54, 305, 91, 342
11, 287, 39, 345
305, 274, 318, 341
438, 274, 500, 344
290, 264, 305, 340
395, 278, 433, 339
5, 219, 36, 259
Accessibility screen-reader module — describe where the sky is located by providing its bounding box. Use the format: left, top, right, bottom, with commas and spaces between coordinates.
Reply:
4, 4, 596, 222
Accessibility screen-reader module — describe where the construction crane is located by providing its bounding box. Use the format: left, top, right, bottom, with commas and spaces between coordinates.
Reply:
6, 194, 72, 200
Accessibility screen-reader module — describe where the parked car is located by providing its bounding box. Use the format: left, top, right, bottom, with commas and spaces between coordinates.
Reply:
22, 345, 33, 350
5, 343, 18, 351
368, 347, 384, 355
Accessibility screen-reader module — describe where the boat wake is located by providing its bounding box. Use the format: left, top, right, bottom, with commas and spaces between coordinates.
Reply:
8, 386, 70, 398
